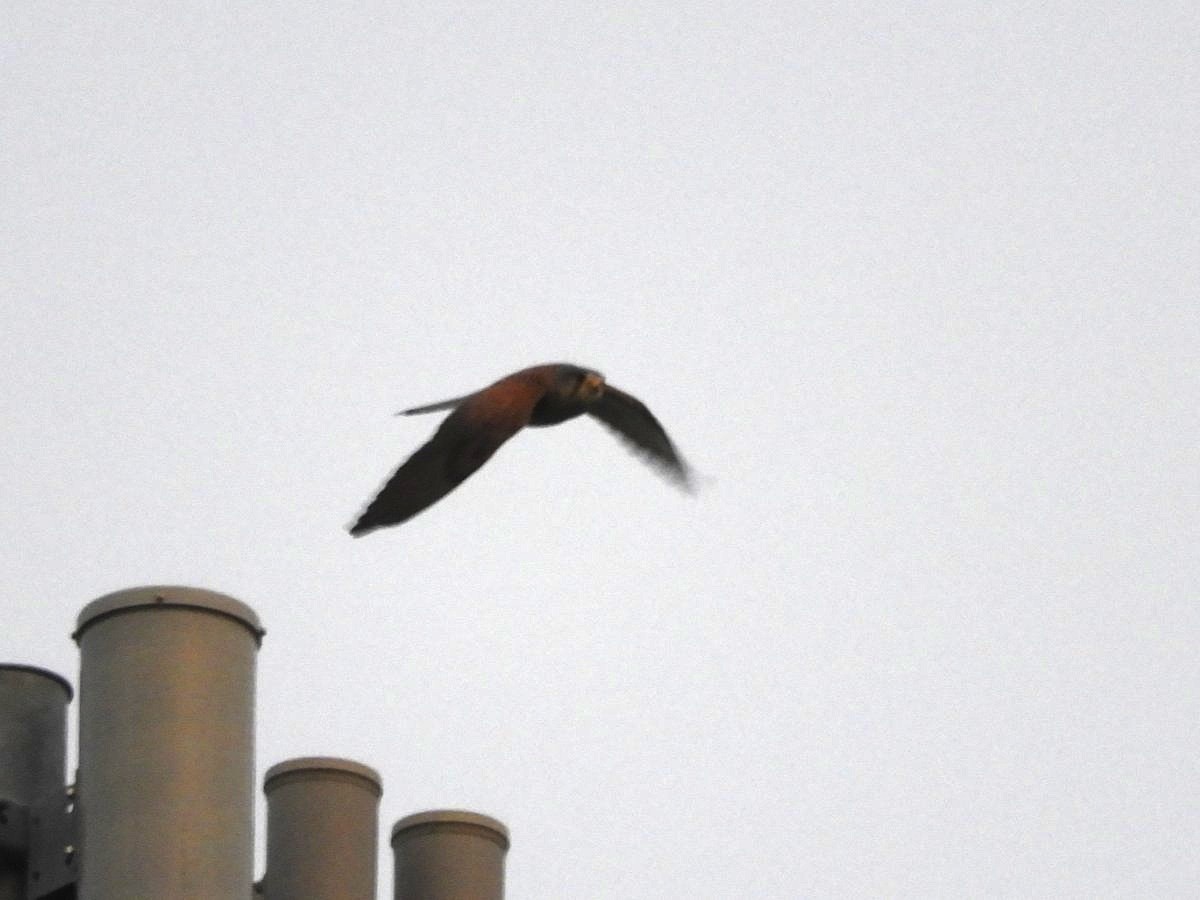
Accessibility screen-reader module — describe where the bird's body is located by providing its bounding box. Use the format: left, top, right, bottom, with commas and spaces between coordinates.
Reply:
349, 363, 690, 536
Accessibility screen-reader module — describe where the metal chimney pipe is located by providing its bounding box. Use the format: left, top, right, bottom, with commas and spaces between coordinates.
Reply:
0, 665, 72, 900
0, 665, 71, 803
391, 810, 509, 900
261, 757, 382, 900
73, 586, 264, 900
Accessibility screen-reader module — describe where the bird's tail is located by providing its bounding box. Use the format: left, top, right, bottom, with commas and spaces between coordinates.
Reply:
396, 395, 470, 416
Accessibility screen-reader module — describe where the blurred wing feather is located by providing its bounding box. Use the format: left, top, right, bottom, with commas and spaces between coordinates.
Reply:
589, 385, 691, 488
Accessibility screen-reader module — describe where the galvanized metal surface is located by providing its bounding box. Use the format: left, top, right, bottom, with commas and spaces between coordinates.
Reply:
391, 810, 509, 900
74, 587, 261, 900
261, 757, 382, 900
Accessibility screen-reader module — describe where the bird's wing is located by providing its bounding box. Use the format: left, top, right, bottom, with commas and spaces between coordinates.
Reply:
350, 378, 547, 535
588, 385, 692, 489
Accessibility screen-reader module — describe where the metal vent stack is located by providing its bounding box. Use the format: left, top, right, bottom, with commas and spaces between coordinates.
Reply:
1, 584, 509, 899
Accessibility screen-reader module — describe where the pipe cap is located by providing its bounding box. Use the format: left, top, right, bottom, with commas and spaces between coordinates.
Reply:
391, 810, 509, 850
75, 585, 265, 644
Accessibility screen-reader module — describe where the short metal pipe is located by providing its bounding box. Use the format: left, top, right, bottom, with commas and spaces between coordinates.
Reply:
0, 665, 72, 803
261, 757, 382, 900
73, 586, 264, 900
0, 665, 72, 900
391, 810, 509, 900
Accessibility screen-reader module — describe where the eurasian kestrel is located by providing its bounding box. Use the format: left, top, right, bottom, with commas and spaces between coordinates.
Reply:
349, 363, 691, 536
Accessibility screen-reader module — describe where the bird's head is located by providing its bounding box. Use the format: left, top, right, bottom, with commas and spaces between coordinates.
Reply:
557, 365, 606, 404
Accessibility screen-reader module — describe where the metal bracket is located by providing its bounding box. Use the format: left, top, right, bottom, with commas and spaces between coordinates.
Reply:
0, 796, 30, 857
26, 785, 77, 898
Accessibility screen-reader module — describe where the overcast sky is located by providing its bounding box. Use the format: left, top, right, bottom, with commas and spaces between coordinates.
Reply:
5, 2, 1198, 896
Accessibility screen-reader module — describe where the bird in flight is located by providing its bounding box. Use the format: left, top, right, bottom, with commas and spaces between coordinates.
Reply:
349, 363, 691, 536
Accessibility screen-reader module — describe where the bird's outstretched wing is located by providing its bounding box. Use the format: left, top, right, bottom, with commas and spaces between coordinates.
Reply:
588, 385, 692, 489
350, 377, 548, 536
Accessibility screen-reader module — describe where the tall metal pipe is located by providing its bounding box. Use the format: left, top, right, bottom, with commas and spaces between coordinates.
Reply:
262, 757, 382, 900
0, 665, 72, 900
391, 810, 509, 900
73, 586, 264, 900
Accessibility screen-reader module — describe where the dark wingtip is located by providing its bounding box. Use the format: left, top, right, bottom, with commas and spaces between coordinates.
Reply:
675, 462, 711, 495
347, 518, 376, 538
665, 462, 696, 495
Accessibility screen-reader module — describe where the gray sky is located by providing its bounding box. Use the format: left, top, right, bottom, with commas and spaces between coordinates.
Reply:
5, 2, 1198, 896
